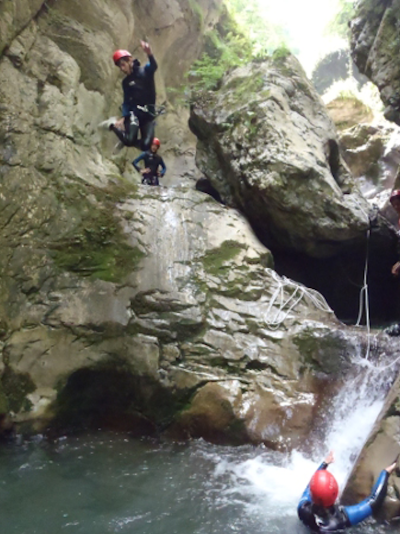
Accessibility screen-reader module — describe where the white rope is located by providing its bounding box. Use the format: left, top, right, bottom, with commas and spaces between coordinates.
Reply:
355, 352, 400, 372
264, 270, 332, 330
355, 227, 371, 360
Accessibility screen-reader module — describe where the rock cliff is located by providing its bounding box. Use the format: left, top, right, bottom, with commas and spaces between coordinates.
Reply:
0, 0, 396, 454
351, 0, 400, 125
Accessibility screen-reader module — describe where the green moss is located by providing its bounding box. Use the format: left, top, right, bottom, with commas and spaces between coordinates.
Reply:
188, 0, 204, 31
50, 180, 144, 283
2, 368, 35, 413
51, 242, 144, 282
293, 329, 345, 374
225, 73, 265, 102
0, 383, 8, 414
201, 240, 246, 275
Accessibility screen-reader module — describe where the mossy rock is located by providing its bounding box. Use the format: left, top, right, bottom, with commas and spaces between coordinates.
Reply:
50, 180, 144, 283
201, 240, 246, 275
1, 367, 35, 413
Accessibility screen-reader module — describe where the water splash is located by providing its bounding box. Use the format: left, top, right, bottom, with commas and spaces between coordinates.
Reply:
213, 348, 397, 525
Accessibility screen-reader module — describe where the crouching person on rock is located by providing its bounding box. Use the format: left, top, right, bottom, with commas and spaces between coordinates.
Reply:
297, 450, 397, 533
132, 138, 166, 186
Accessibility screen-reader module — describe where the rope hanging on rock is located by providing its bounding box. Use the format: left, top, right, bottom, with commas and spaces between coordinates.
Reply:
264, 271, 332, 330
355, 226, 372, 360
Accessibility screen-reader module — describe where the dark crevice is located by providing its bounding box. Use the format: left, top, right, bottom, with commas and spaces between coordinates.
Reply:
246, 360, 268, 371
271, 232, 400, 325
327, 139, 341, 183
48, 366, 189, 436
196, 178, 225, 204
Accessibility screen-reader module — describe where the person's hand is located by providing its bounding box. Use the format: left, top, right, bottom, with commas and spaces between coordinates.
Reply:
392, 261, 400, 276
140, 40, 152, 56
386, 461, 397, 474
386, 454, 400, 475
324, 451, 334, 465
114, 118, 125, 130
141, 168, 151, 175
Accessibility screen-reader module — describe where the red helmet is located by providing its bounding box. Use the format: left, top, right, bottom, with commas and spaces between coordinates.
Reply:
310, 470, 339, 507
113, 49, 132, 65
152, 138, 161, 147
390, 190, 400, 205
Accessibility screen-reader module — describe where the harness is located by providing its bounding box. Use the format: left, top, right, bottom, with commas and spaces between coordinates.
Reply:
136, 104, 166, 118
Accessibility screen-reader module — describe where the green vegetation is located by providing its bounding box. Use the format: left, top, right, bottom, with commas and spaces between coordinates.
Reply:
225, 0, 295, 56
187, 18, 255, 93
50, 181, 144, 283
169, 3, 292, 103
272, 45, 292, 62
325, 0, 356, 39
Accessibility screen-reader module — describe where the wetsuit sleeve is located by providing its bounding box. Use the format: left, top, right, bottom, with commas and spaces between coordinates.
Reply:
344, 469, 390, 526
159, 157, 166, 176
145, 54, 158, 74
132, 152, 146, 173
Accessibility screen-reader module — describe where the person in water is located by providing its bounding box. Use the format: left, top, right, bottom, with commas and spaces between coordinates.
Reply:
132, 137, 166, 186
297, 451, 397, 533
101, 40, 157, 151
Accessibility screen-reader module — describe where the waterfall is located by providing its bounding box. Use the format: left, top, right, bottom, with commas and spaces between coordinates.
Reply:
213, 345, 398, 529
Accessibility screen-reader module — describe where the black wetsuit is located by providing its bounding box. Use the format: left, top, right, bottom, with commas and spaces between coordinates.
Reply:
132, 150, 166, 186
298, 462, 390, 533
111, 55, 157, 151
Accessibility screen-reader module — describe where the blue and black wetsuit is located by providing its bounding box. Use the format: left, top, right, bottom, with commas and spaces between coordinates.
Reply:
111, 55, 158, 150
298, 462, 390, 533
133, 150, 166, 186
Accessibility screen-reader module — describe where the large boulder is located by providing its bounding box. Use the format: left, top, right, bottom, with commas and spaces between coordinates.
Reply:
189, 53, 374, 259
0, 180, 371, 448
351, 0, 400, 125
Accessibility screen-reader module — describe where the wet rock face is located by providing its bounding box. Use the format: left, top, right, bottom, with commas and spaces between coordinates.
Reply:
0, 0, 391, 448
350, 0, 400, 125
0, 177, 360, 448
189, 54, 373, 259
342, 371, 400, 520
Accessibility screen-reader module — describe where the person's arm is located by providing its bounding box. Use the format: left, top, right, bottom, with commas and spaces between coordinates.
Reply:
141, 40, 158, 74
344, 460, 396, 526
158, 157, 166, 177
132, 152, 146, 173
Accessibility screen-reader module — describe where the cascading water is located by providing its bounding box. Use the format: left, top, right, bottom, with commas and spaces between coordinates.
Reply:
212, 344, 399, 533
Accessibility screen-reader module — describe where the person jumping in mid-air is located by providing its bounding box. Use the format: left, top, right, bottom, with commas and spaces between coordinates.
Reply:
132, 137, 166, 186
297, 450, 397, 533
101, 41, 157, 151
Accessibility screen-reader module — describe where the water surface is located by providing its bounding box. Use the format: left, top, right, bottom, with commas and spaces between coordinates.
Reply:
0, 433, 398, 534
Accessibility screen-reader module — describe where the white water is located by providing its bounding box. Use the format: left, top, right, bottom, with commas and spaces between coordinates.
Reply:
211, 351, 395, 529
0, 348, 398, 534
